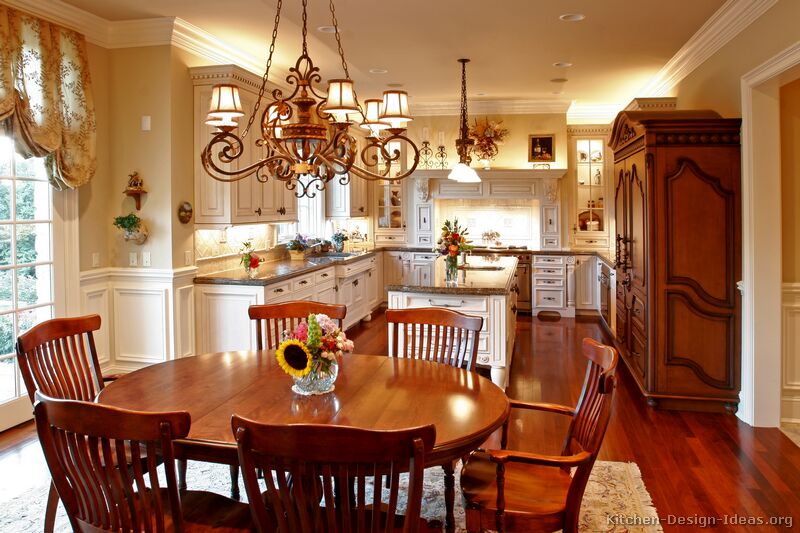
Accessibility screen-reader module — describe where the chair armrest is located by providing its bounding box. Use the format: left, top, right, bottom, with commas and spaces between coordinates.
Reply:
485, 448, 592, 468
509, 399, 575, 417
102, 373, 123, 382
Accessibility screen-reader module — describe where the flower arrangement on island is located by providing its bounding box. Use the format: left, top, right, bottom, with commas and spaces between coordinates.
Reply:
436, 218, 474, 257
276, 313, 354, 394
239, 240, 263, 277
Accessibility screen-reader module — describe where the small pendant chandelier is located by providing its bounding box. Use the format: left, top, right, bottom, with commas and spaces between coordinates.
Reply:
448, 58, 480, 183
201, 0, 420, 198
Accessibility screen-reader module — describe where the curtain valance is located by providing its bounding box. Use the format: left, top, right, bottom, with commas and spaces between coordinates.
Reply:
0, 5, 96, 189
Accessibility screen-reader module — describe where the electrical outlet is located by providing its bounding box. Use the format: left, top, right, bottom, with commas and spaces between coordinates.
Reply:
91, 252, 100, 268
184, 250, 193, 266
128, 252, 138, 267
142, 251, 151, 267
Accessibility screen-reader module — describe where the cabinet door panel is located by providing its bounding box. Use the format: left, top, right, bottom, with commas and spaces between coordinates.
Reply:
627, 150, 647, 293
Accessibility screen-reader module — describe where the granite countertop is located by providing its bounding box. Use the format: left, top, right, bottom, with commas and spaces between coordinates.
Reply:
194, 250, 379, 286
386, 255, 518, 296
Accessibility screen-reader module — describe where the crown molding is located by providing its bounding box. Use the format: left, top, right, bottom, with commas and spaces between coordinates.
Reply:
170, 19, 269, 78
566, 124, 611, 136
413, 98, 570, 116
566, 103, 625, 125
639, 0, 778, 96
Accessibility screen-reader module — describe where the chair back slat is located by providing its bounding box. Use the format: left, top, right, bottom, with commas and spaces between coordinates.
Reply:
233, 417, 435, 533
385, 308, 482, 371
34, 394, 190, 533
249, 302, 347, 350
17, 315, 105, 403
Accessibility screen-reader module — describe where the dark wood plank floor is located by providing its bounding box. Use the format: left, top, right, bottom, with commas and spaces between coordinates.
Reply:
2, 311, 799, 531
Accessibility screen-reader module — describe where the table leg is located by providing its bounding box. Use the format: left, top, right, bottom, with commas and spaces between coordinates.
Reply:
229, 464, 240, 500
443, 461, 456, 533
178, 459, 187, 491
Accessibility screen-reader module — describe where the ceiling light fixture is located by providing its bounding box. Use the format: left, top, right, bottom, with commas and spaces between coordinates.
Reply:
448, 59, 480, 183
559, 13, 585, 22
550, 77, 569, 83
553, 61, 573, 68
201, 0, 419, 198
317, 25, 336, 33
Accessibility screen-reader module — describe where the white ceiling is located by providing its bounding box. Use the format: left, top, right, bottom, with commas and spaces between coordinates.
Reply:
58, 0, 725, 111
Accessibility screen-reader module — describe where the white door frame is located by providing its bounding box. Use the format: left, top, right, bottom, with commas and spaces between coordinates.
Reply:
0, 187, 79, 430
738, 41, 800, 427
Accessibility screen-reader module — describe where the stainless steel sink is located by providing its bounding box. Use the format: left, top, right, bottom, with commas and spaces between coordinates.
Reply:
457, 265, 505, 271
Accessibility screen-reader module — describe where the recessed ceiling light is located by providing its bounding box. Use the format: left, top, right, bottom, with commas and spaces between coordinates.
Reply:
552, 90, 564, 95
387, 83, 404, 88
369, 67, 388, 74
550, 78, 568, 83
475, 92, 487, 96
553, 61, 573, 68
559, 13, 585, 22
317, 25, 336, 33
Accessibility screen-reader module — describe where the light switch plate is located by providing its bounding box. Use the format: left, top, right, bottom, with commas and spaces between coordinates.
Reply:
128, 252, 138, 267
91, 252, 100, 268
184, 250, 193, 266
142, 251, 151, 267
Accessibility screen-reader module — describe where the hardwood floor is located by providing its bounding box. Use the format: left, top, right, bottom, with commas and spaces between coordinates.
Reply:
2, 311, 799, 531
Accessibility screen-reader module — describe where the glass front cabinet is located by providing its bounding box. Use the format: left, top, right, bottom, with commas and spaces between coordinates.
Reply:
570, 130, 610, 249
373, 141, 407, 244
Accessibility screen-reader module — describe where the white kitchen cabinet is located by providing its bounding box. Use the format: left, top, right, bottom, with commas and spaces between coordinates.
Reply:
195, 284, 263, 353
570, 133, 610, 250
574, 255, 598, 310
191, 65, 297, 226
383, 251, 411, 300
326, 177, 369, 218
532, 255, 573, 317
374, 181, 407, 244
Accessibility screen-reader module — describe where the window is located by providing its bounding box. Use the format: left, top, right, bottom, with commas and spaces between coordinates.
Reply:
275, 176, 325, 241
0, 137, 53, 403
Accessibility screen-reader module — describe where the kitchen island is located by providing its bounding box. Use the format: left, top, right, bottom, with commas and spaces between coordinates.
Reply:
387, 255, 518, 389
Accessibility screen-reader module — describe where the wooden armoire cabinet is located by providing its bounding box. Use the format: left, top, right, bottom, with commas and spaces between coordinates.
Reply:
609, 110, 741, 413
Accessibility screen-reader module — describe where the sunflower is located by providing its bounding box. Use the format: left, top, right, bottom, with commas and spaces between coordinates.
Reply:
276, 339, 312, 377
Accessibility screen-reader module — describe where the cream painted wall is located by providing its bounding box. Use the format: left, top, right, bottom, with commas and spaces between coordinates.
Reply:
781, 78, 800, 282
170, 47, 206, 269
675, 0, 800, 116
107, 46, 174, 269
406, 113, 568, 169
78, 43, 111, 271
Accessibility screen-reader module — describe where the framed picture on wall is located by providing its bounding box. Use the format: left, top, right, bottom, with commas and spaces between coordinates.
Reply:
528, 134, 555, 162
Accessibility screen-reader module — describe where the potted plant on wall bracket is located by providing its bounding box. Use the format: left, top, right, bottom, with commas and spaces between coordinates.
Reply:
113, 213, 148, 245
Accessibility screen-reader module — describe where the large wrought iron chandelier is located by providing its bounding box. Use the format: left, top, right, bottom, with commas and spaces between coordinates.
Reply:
448, 58, 480, 183
201, 0, 420, 198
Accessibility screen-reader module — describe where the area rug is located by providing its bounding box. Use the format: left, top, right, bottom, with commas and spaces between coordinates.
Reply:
0, 460, 662, 532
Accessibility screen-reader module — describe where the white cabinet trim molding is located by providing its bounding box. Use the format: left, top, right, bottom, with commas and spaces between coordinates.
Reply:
782, 283, 800, 424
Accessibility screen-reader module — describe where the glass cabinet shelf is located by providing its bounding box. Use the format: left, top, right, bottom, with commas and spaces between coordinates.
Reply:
575, 138, 605, 232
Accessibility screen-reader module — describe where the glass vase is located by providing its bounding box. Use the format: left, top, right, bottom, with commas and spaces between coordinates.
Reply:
445, 254, 459, 283
292, 358, 339, 395
334, 241, 345, 252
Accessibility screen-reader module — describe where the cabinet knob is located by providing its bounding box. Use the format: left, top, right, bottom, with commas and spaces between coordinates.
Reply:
274, 288, 284, 293
359, 206, 365, 213
254, 207, 262, 216
321, 273, 329, 278
353, 279, 359, 287
299, 280, 308, 285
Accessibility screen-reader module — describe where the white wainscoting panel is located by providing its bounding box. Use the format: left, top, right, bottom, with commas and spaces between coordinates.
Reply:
113, 287, 169, 364
782, 283, 800, 423
79, 267, 197, 374
195, 284, 262, 353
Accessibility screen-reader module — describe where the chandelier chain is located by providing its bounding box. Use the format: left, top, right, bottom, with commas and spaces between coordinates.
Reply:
301, 0, 309, 56
242, 0, 282, 140
457, 59, 470, 162
328, 0, 350, 79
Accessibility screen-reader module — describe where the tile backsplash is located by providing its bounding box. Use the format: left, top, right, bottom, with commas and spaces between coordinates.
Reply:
195, 225, 283, 274
436, 198, 540, 248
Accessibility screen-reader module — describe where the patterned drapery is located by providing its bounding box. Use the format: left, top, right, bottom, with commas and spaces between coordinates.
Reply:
0, 5, 96, 189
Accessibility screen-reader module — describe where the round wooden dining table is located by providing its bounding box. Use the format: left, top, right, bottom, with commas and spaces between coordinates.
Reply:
97, 351, 510, 532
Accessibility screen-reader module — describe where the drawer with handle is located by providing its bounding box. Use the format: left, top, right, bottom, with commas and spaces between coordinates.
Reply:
403, 294, 488, 313
265, 280, 292, 302
535, 289, 564, 308
533, 256, 565, 265
291, 273, 315, 292
534, 266, 565, 277
314, 267, 335, 285
535, 278, 564, 288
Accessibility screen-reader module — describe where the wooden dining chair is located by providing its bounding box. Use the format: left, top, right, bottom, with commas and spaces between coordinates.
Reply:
33, 393, 253, 533
249, 301, 347, 350
385, 307, 483, 371
460, 338, 619, 533
232, 415, 436, 533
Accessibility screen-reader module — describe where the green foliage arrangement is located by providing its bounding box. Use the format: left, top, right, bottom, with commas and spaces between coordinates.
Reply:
113, 213, 142, 233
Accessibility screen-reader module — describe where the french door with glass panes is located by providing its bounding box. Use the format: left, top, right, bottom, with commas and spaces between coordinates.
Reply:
0, 137, 62, 430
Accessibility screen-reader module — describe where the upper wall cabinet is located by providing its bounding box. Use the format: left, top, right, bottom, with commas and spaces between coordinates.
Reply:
567, 126, 612, 250
326, 176, 369, 218
191, 65, 297, 226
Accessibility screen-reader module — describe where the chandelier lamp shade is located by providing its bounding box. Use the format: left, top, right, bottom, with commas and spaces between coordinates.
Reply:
200, 0, 420, 198
448, 59, 480, 183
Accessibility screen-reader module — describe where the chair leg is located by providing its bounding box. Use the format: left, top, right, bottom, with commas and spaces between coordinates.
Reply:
178, 459, 188, 491
44, 480, 59, 533
229, 464, 240, 501
443, 461, 456, 533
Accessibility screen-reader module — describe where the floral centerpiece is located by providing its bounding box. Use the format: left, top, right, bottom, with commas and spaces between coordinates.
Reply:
469, 118, 509, 169
435, 218, 474, 280
276, 313, 354, 395
287, 234, 309, 261
239, 240, 263, 278
330, 230, 349, 252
